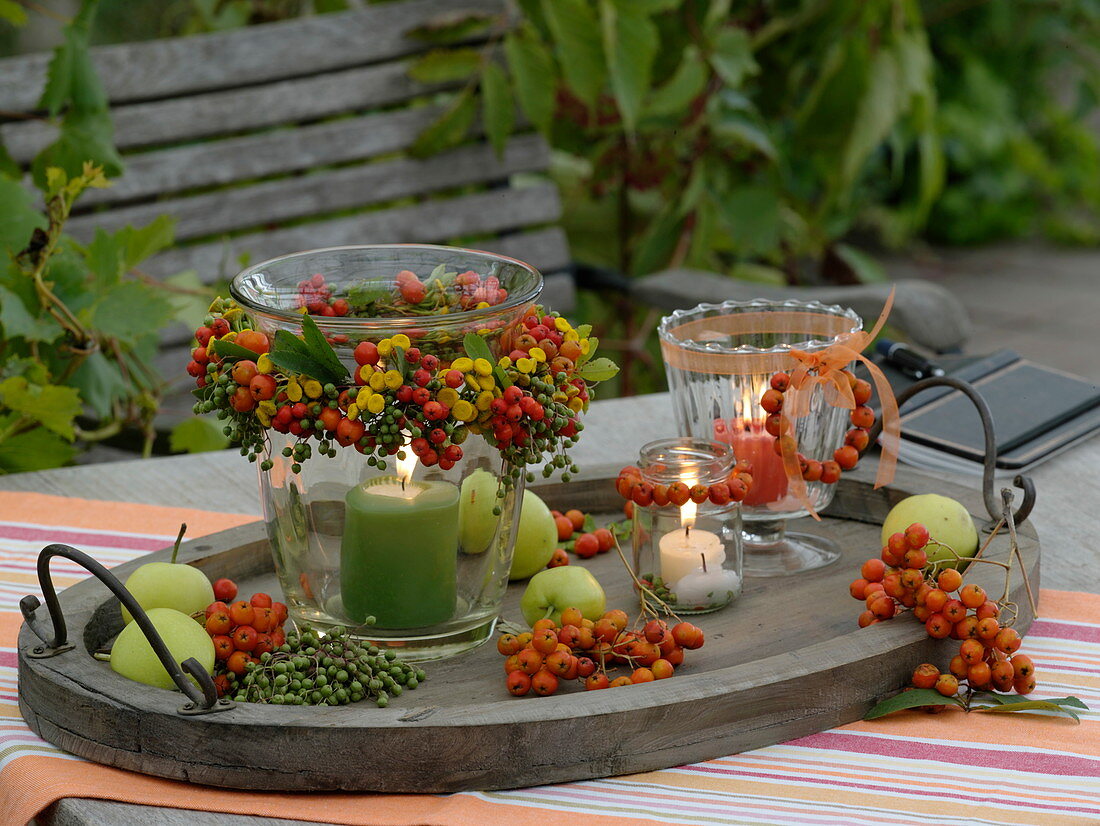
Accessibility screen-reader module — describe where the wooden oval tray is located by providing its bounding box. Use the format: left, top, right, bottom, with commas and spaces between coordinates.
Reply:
17, 468, 1040, 793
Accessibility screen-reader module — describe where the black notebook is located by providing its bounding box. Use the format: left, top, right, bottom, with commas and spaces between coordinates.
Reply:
876, 349, 1100, 470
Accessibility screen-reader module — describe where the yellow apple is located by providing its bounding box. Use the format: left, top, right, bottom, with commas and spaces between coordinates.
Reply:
110, 607, 214, 690
120, 561, 214, 624
508, 489, 558, 580
881, 494, 979, 568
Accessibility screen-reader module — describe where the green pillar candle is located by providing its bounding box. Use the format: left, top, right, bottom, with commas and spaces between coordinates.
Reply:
340, 476, 459, 628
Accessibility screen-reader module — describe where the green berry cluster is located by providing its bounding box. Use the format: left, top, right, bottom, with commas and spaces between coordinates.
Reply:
229, 625, 425, 708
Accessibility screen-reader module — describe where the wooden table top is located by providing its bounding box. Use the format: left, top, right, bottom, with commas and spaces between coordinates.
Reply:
2, 391, 1094, 825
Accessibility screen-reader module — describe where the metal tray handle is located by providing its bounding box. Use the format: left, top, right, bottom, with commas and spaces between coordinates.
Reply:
20, 543, 232, 715
868, 376, 1036, 526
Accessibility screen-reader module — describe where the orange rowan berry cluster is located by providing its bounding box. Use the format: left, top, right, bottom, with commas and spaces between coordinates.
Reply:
497, 608, 705, 697
614, 461, 754, 509
851, 522, 1038, 698
762, 369, 875, 484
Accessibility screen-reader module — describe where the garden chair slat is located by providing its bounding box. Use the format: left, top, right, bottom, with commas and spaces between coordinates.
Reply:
66, 135, 550, 243
0, 0, 505, 110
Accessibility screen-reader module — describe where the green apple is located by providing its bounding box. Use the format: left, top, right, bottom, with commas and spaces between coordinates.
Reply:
459, 468, 499, 554
521, 566, 606, 627
507, 489, 558, 580
110, 607, 215, 690
120, 561, 215, 624
881, 493, 979, 568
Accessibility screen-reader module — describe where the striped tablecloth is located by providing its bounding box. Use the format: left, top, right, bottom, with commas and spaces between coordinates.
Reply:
1, 492, 1097, 826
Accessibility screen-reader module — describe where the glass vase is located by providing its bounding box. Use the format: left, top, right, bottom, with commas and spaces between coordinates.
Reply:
631, 438, 743, 614
659, 300, 863, 577
231, 245, 542, 660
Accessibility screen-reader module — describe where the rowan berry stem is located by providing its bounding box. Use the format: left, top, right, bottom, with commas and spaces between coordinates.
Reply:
170, 523, 187, 565
611, 534, 681, 622
1002, 489, 1038, 618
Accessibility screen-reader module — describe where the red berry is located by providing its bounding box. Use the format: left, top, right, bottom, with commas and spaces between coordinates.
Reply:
904, 523, 930, 550
212, 578, 237, 602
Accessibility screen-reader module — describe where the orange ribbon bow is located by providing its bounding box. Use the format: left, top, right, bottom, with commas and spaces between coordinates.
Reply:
778, 288, 901, 518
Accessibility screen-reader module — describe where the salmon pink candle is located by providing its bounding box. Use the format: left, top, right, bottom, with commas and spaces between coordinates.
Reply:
728, 421, 787, 506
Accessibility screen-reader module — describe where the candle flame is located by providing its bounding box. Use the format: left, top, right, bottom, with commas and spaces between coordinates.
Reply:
681, 474, 697, 528
396, 451, 418, 487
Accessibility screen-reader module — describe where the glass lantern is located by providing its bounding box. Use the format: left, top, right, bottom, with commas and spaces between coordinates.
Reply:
659, 300, 863, 577
631, 438, 743, 614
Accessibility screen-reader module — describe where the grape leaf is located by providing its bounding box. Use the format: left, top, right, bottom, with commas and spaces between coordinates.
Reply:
864, 689, 964, 719
481, 62, 515, 159
85, 229, 124, 286
0, 417, 76, 473
600, 0, 658, 133
0, 177, 47, 255
0, 139, 20, 179
170, 417, 230, 454
88, 281, 174, 345
504, 27, 556, 136
713, 185, 781, 256
0, 377, 82, 440
299, 313, 349, 383
67, 351, 130, 419
578, 357, 619, 383
164, 269, 213, 330
407, 48, 482, 83
647, 47, 708, 118
0, 0, 28, 26
0, 284, 62, 343
123, 215, 176, 268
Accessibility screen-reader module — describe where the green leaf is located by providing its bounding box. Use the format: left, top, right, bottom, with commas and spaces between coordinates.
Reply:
631, 0, 680, 11
299, 313, 349, 383
123, 215, 176, 268
583, 512, 597, 532
0, 377, 82, 440
542, 0, 605, 107
578, 357, 619, 382
504, 27, 556, 136
710, 112, 777, 159
864, 689, 964, 720
713, 185, 780, 256
708, 27, 757, 88
211, 337, 263, 361
31, 110, 124, 188
409, 88, 477, 158
405, 10, 496, 44
632, 204, 683, 276
170, 417, 230, 454
85, 229, 124, 286
647, 47, 707, 117
88, 281, 174, 345
0, 284, 62, 342
0, 177, 47, 254
480, 62, 515, 158
974, 700, 1082, 722
729, 262, 787, 285
839, 46, 902, 187
0, 139, 20, 179
0, 420, 76, 473
407, 48, 483, 83
268, 329, 346, 386
463, 332, 512, 388
0, 0, 28, 26
164, 269, 213, 331
600, 0, 659, 133
67, 351, 129, 419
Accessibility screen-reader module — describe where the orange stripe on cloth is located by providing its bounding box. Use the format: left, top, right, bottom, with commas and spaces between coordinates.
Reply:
1040, 589, 1100, 624
0, 491, 253, 538
2, 756, 663, 826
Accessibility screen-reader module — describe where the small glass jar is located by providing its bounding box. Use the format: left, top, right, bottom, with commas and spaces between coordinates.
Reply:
631, 438, 743, 614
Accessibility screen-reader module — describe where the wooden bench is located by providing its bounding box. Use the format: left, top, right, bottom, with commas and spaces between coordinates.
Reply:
0, 0, 969, 425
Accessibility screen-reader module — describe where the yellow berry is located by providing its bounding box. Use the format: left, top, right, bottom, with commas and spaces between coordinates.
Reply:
452, 357, 474, 373
346, 403, 360, 419
256, 354, 274, 374
366, 393, 385, 414
554, 316, 570, 332
452, 400, 476, 421
563, 330, 579, 342
475, 390, 494, 411
356, 388, 371, 408
256, 401, 276, 426
473, 358, 493, 376
285, 380, 303, 402
377, 339, 393, 357
391, 333, 411, 350
383, 370, 403, 390
477, 375, 495, 391
517, 358, 535, 374
437, 387, 460, 408
368, 372, 386, 391
498, 356, 513, 368
568, 396, 584, 413
303, 380, 323, 399
529, 347, 546, 363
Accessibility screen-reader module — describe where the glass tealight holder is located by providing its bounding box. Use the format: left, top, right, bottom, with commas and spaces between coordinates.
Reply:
659, 300, 862, 578
631, 438, 743, 615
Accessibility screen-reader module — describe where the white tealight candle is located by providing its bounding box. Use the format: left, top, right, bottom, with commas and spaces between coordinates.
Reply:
658, 525, 724, 587
674, 566, 741, 608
